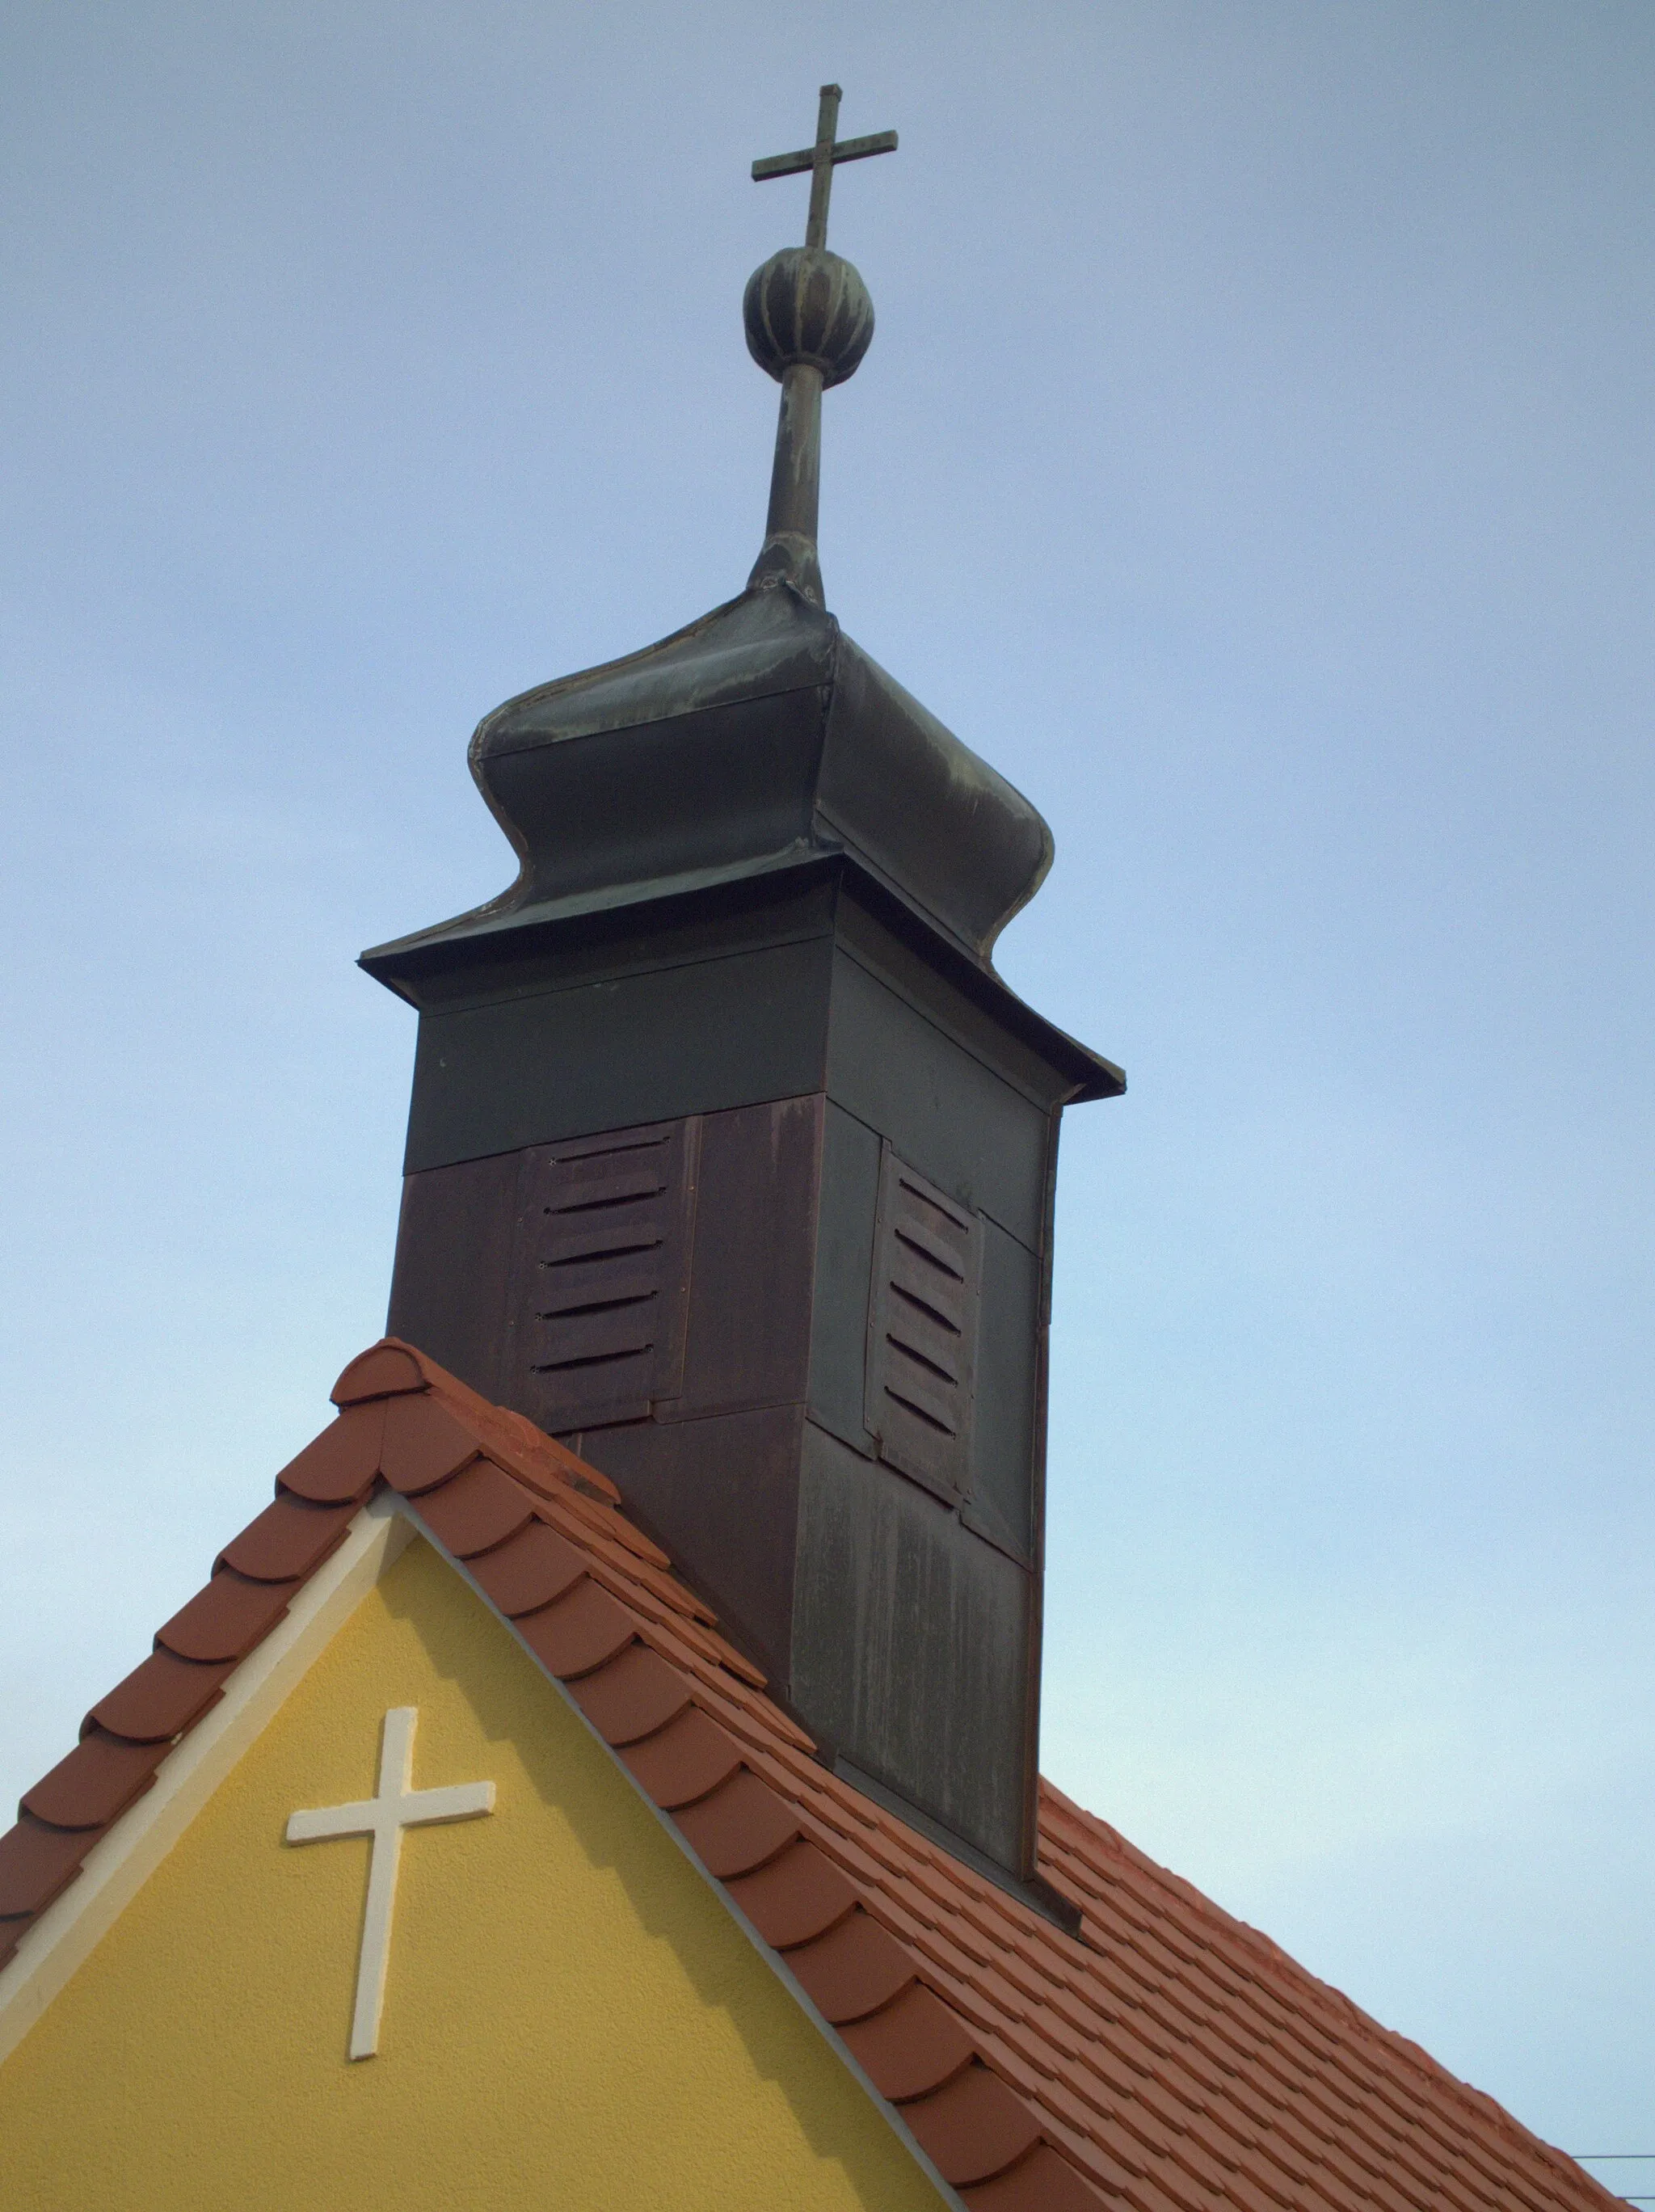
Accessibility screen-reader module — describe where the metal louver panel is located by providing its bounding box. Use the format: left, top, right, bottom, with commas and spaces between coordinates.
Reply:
865, 1145, 979, 1497
518, 1119, 696, 1430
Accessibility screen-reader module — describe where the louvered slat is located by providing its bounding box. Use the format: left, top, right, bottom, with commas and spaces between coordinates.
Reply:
515, 1120, 697, 1430
865, 1148, 980, 1496
537, 1258, 662, 1319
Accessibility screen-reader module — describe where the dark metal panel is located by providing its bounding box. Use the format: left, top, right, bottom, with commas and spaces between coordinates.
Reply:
475, 586, 836, 751
823, 946, 1048, 1249
386, 1151, 524, 1404
832, 884, 1089, 1110
793, 1418, 1034, 1873
404, 935, 834, 1173
819, 634, 1054, 965
485, 685, 828, 910
962, 1216, 1041, 1565
383, 868, 840, 1015
509, 1119, 698, 1435
863, 1147, 980, 1500
575, 1404, 804, 1686
806, 1100, 882, 1454
668, 1096, 822, 1419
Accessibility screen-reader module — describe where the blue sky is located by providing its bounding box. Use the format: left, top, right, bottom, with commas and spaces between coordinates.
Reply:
2, 0, 1651, 2176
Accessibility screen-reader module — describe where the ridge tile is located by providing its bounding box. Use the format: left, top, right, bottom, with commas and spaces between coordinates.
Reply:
726, 1839, 859, 1952
838, 1980, 975, 2102
20, 1730, 170, 1833
157, 1570, 296, 1665
900, 2061, 1043, 2186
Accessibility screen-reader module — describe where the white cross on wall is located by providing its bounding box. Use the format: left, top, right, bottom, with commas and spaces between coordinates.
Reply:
286, 1706, 495, 2060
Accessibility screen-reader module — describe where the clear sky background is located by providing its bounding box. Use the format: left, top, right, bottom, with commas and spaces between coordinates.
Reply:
2, 0, 1651, 2178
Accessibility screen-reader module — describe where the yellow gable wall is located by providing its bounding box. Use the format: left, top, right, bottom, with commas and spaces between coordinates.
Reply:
0, 1533, 948, 2212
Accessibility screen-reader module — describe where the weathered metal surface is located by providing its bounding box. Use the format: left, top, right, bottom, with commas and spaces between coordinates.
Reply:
386, 1148, 520, 1404
823, 944, 1054, 1247
743, 251, 874, 389
863, 1148, 981, 1502
400, 930, 833, 1174
512, 1119, 698, 1434
575, 1405, 806, 1686
743, 85, 895, 603
364, 588, 1120, 1005
378, 849, 1090, 1873
751, 84, 896, 255
368, 80, 1118, 1881
805, 1099, 883, 1454
747, 360, 827, 603
751, 129, 897, 186
671, 1096, 822, 1419
965, 1216, 1044, 1564
793, 1418, 1034, 1873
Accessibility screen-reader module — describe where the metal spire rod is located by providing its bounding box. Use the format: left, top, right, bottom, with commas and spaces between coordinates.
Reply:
744, 85, 895, 602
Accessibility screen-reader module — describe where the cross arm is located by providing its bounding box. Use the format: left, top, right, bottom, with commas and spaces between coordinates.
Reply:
404, 1780, 495, 1825
287, 1800, 379, 1843
751, 130, 897, 183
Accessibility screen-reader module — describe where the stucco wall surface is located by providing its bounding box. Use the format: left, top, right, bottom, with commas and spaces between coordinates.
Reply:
0, 1534, 945, 2212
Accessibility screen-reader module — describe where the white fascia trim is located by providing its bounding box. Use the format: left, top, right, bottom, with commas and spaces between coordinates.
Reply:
0, 1495, 412, 2068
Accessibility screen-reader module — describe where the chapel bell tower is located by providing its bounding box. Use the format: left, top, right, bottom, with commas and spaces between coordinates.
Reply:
363, 87, 1122, 1890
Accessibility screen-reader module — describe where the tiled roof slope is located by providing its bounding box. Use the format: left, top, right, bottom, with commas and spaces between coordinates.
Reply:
0, 1341, 1618, 2212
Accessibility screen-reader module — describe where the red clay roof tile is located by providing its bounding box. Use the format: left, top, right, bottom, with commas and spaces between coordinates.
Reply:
20, 1731, 168, 1833
217, 1494, 359, 1582
619, 1707, 742, 1810
901, 2061, 1044, 2185
726, 1839, 859, 1953
1128, 2146, 1219, 2212
468, 1517, 588, 1617
413, 1457, 534, 1559
331, 1342, 426, 1404
515, 1577, 636, 1679
674, 1768, 803, 1881
0, 1340, 1624, 2212
275, 1402, 385, 1505
567, 1640, 692, 1746
0, 1815, 95, 1920
838, 1980, 975, 2102
1218, 2170, 1297, 2212
156, 1569, 296, 1665
785, 1906, 917, 2025
1162, 2126, 1240, 2197
377, 1393, 479, 1496
962, 2142, 1111, 2211
85, 1649, 232, 1745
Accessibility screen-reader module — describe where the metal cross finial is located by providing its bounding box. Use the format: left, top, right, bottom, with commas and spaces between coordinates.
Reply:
752, 83, 896, 249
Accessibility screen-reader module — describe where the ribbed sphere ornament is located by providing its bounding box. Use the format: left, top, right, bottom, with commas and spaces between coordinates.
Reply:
743, 247, 874, 389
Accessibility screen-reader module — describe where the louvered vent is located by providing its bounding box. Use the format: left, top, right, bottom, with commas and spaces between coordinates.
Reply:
518, 1119, 695, 1430
864, 1146, 979, 1498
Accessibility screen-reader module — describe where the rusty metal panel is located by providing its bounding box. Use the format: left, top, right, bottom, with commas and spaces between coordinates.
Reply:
961, 1216, 1041, 1565
864, 1146, 980, 1500
575, 1404, 804, 1684
793, 1418, 1034, 1873
512, 1119, 698, 1433
386, 1151, 524, 1405
806, 1100, 882, 1455
669, 1095, 823, 1420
